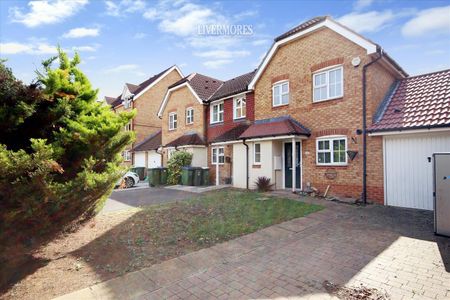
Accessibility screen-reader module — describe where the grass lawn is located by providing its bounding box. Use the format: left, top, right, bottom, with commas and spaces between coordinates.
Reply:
3, 189, 322, 300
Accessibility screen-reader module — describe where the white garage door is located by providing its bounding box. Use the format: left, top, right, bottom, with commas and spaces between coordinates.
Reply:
384, 132, 450, 210
134, 152, 146, 167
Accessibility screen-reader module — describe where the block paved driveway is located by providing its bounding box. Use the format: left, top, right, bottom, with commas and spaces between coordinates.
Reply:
58, 194, 450, 300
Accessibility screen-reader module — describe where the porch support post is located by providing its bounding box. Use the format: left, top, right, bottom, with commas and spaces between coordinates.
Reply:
291, 137, 296, 193
215, 161, 219, 186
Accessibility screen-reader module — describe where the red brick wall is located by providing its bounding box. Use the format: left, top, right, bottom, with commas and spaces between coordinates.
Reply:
206, 92, 255, 142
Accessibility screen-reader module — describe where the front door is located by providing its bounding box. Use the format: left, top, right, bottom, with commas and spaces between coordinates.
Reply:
284, 142, 301, 189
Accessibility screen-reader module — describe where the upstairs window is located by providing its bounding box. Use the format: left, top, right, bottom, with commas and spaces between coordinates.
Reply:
124, 121, 132, 131
169, 112, 177, 130
272, 81, 289, 107
234, 96, 246, 119
212, 147, 224, 164
122, 150, 131, 161
313, 66, 343, 102
316, 136, 347, 165
211, 101, 224, 124
186, 107, 194, 124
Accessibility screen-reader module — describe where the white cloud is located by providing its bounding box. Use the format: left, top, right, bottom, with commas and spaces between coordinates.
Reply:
63, 27, 100, 39
401, 6, 450, 37
195, 50, 250, 59
105, 0, 146, 17
338, 10, 396, 33
104, 64, 144, 76
0, 42, 98, 55
9, 0, 88, 27
353, 0, 374, 11
133, 32, 147, 39
252, 39, 270, 46
203, 59, 232, 69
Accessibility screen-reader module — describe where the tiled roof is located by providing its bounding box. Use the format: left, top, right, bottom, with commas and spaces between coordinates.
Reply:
105, 96, 117, 105
209, 123, 251, 144
209, 70, 256, 101
370, 69, 450, 132
106, 65, 175, 108
239, 116, 311, 139
132, 130, 161, 152
169, 73, 223, 101
274, 16, 326, 42
165, 133, 205, 147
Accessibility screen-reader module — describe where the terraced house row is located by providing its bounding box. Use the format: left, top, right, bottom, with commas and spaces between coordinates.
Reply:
106, 16, 450, 210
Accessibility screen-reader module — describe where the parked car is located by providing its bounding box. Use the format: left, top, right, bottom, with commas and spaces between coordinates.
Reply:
116, 171, 140, 188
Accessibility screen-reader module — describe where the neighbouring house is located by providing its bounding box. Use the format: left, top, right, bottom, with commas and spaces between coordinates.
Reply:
368, 69, 450, 210
226, 16, 409, 205
131, 130, 163, 169
106, 65, 183, 166
157, 73, 223, 167
206, 70, 256, 185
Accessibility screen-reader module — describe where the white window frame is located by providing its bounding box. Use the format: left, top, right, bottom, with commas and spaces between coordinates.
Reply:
123, 150, 131, 161
210, 101, 224, 124
124, 121, 132, 131
186, 107, 194, 125
211, 147, 224, 165
253, 143, 261, 165
313, 65, 344, 102
169, 112, 177, 131
233, 96, 246, 120
272, 80, 289, 107
167, 148, 176, 160
316, 136, 347, 166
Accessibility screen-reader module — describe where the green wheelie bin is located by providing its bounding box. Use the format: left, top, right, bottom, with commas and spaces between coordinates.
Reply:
193, 168, 202, 186
181, 166, 194, 186
148, 168, 161, 187
160, 167, 168, 185
201, 167, 210, 185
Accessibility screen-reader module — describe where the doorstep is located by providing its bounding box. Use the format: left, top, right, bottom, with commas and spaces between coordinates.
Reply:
164, 184, 231, 193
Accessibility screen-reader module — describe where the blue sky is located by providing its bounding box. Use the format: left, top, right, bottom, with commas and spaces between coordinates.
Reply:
1, 0, 449, 100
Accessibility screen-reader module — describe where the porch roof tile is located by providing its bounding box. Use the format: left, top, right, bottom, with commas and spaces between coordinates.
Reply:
165, 133, 205, 147
239, 116, 311, 139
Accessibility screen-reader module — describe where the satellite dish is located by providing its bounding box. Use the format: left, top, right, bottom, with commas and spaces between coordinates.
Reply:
352, 56, 361, 67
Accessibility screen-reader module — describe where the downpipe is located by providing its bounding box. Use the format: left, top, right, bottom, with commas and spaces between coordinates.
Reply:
243, 139, 249, 189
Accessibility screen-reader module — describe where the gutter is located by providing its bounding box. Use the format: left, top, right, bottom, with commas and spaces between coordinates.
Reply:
243, 139, 249, 189
361, 51, 383, 204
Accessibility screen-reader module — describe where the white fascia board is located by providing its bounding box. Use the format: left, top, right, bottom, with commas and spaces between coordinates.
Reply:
244, 135, 308, 142
369, 127, 450, 136
248, 18, 377, 89
210, 91, 249, 104
134, 65, 184, 101
177, 145, 206, 149
210, 140, 241, 146
157, 82, 203, 117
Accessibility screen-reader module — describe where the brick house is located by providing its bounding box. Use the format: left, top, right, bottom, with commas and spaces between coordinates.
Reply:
106, 65, 183, 167
225, 16, 409, 204
157, 73, 222, 167
206, 70, 256, 185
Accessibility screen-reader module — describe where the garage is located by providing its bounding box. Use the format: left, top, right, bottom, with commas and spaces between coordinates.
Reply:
369, 69, 450, 210
134, 151, 146, 167
130, 130, 162, 169
384, 132, 450, 210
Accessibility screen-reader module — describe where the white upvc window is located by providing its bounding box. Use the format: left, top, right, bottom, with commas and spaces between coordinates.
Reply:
212, 147, 224, 165
316, 136, 347, 165
169, 112, 177, 130
233, 96, 246, 119
122, 150, 131, 161
272, 81, 289, 107
124, 121, 132, 131
211, 101, 224, 124
313, 66, 343, 102
186, 107, 194, 124
253, 143, 261, 164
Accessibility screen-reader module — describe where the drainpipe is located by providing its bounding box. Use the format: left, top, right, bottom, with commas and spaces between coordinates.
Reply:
243, 139, 249, 189
362, 50, 383, 204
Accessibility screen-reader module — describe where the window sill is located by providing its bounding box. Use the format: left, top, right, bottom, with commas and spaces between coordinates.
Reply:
312, 96, 343, 104
315, 164, 348, 168
168, 129, 177, 131
186, 123, 194, 126
252, 164, 261, 169
210, 121, 224, 126
233, 116, 246, 121
272, 104, 289, 110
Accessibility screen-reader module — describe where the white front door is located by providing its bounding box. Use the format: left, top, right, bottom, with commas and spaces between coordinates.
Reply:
384, 132, 450, 210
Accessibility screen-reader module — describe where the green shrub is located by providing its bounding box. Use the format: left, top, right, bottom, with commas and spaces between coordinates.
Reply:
167, 151, 193, 185
0, 48, 134, 250
255, 176, 274, 192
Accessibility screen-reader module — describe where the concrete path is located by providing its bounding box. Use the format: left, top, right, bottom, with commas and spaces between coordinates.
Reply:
57, 195, 450, 300
102, 186, 196, 213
